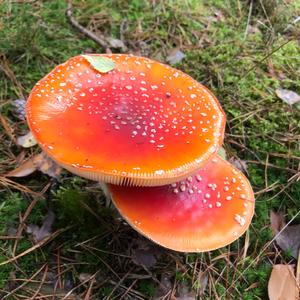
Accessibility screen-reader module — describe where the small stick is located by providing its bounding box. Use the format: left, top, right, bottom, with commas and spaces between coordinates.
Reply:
296, 249, 300, 290
243, 0, 253, 40
65, 0, 109, 49
0, 227, 70, 266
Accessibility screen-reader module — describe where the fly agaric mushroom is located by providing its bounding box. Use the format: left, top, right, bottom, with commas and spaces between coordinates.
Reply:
26, 54, 225, 186
108, 156, 255, 252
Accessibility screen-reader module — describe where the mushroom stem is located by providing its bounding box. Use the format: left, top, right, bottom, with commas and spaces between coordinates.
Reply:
98, 181, 111, 200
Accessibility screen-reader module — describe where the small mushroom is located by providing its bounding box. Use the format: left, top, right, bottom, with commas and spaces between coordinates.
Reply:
26, 54, 225, 186
108, 156, 255, 252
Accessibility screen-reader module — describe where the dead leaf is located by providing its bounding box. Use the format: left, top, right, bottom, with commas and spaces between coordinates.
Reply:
297, 250, 300, 287
228, 157, 248, 173
12, 98, 26, 120
270, 211, 300, 259
132, 248, 157, 268
6, 152, 62, 178
197, 271, 208, 295
268, 264, 298, 300
270, 211, 285, 234
275, 225, 300, 259
153, 274, 173, 300
213, 10, 224, 22
27, 210, 55, 243
166, 48, 185, 65
79, 273, 93, 283
268, 61, 287, 80
6, 158, 36, 177
177, 282, 196, 300
0, 114, 17, 143
276, 88, 300, 106
21, 282, 80, 300
207, 10, 224, 23
34, 152, 62, 178
17, 131, 37, 148
247, 24, 261, 35
106, 37, 127, 51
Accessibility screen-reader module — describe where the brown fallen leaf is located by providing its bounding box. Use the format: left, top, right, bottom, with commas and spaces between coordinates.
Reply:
6, 158, 36, 177
6, 152, 62, 178
247, 24, 261, 35
17, 131, 37, 148
105, 37, 127, 51
275, 225, 300, 259
276, 88, 300, 106
79, 273, 94, 283
177, 282, 196, 300
197, 271, 208, 296
132, 248, 157, 268
153, 274, 173, 300
268, 264, 298, 300
34, 152, 62, 178
270, 211, 300, 259
207, 10, 224, 23
166, 48, 185, 65
18, 282, 80, 300
131, 238, 163, 268
27, 210, 55, 243
270, 211, 285, 234
228, 156, 248, 173
12, 98, 26, 120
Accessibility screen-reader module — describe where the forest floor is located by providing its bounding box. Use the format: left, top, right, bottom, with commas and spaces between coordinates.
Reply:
0, 0, 299, 299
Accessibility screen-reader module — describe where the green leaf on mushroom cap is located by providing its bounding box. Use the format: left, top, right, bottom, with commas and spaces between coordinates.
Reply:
217, 146, 227, 160
82, 55, 115, 73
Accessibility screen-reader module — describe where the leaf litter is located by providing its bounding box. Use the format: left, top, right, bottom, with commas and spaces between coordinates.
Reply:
16, 131, 37, 148
132, 239, 162, 268
6, 151, 62, 178
166, 48, 185, 65
177, 282, 196, 300
228, 156, 248, 173
12, 98, 26, 120
132, 248, 157, 268
268, 264, 298, 300
26, 210, 55, 243
276, 88, 300, 108
270, 211, 300, 259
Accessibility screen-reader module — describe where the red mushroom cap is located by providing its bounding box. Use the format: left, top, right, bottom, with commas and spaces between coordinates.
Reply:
108, 156, 255, 252
26, 54, 225, 186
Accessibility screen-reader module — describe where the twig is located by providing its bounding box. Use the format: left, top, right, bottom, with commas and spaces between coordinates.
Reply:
0, 236, 23, 240
83, 276, 96, 300
2, 264, 47, 299
62, 271, 99, 300
0, 55, 25, 99
0, 227, 70, 266
13, 197, 40, 256
297, 250, 300, 291
0, 176, 42, 196
0, 114, 17, 144
243, 0, 253, 40
65, 0, 109, 49
238, 38, 294, 81
28, 264, 48, 300
245, 160, 298, 174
